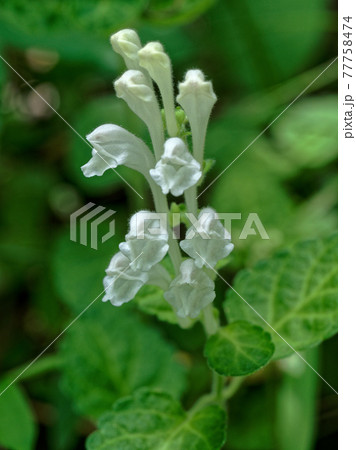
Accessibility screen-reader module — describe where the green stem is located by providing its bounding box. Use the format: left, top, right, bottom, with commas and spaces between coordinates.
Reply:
212, 372, 225, 404
148, 178, 182, 274
184, 185, 198, 217
222, 376, 245, 400
202, 304, 219, 336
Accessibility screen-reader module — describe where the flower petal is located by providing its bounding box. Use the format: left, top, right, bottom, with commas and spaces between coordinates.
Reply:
149, 138, 202, 197
103, 252, 149, 306
82, 123, 155, 178
164, 259, 215, 318
180, 207, 234, 268
177, 70, 217, 164
114, 70, 164, 159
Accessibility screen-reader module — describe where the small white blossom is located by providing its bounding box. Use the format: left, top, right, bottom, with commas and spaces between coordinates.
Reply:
164, 259, 215, 318
180, 207, 234, 268
82, 124, 155, 178
110, 29, 142, 70
177, 70, 217, 164
150, 137, 201, 196
138, 42, 178, 137
103, 252, 149, 306
114, 70, 164, 159
119, 211, 169, 271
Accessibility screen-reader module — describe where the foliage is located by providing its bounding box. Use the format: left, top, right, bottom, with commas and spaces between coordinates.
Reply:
224, 235, 338, 359
60, 306, 187, 418
86, 388, 226, 450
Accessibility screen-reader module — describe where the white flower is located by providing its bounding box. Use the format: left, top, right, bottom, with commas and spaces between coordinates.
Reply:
110, 29, 142, 70
180, 207, 234, 268
164, 259, 215, 318
103, 252, 149, 306
114, 70, 164, 159
149, 137, 201, 196
138, 42, 178, 137
177, 70, 217, 164
82, 124, 155, 178
119, 211, 169, 271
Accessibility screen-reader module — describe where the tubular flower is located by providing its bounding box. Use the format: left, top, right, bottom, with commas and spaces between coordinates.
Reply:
103, 252, 149, 306
114, 70, 164, 159
119, 211, 169, 272
177, 70, 217, 165
150, 137, 202, 196
164, 259, 216, 318
138, 42, 178, 137
103, 251, 172, 307
180, 207, 234, 268
82, 124, 155, 178
110, 29, 142, 71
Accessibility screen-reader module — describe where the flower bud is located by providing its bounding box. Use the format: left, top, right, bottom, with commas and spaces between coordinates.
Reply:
82, 124, 155, 178
180, 207, 234, 268
138, 42, 178, 137
177, 69, 217, 164
164, 259, 216, 318
119, 211, 169, 271
110, 29, 142, 70
114, 70, 164, 159
149, 137, 202, 196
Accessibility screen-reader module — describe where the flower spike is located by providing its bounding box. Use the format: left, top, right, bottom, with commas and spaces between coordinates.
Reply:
177, 69, 217, 165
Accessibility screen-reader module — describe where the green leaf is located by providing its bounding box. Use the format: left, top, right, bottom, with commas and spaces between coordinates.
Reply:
86, 388, 226, 450
145, 0, 216, 26
60, 306, 186, 418
271, 96, 337, 169
0, 0, 146, 37
224, 234, 338, 359
0, 381, 37, 450
135, 284, 179, 324
204, 321, 274, 376
205, 0, 330, 91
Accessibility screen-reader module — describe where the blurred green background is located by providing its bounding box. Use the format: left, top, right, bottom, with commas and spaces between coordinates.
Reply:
0, 0, 337, 449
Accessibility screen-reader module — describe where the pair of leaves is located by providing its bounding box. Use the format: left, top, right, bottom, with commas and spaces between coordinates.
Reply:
86, 389, 226, 450
204, 235, 337, 378
60, 306, 186, 418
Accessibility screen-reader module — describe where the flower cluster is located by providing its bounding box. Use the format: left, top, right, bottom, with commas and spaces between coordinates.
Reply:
82, 29, 234, 320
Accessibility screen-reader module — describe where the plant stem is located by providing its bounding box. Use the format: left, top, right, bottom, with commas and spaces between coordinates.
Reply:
222, 376, 245, 400
212, 372, 225, 404
202, 304, 219, 336
148, 178, 182, 274
184, 185, 198, 217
